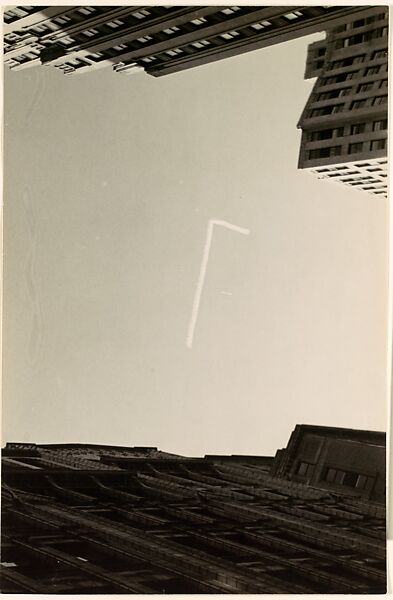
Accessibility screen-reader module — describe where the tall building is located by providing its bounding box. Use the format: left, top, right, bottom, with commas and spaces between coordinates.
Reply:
297, 6, 388, 197
1, 425, 386, 594
4, 6, 379, 79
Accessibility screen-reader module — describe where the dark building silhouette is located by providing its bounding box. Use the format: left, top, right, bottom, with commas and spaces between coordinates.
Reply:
4, 6, 380, 78
1, 425, 386, 594
297, 6, 388, 197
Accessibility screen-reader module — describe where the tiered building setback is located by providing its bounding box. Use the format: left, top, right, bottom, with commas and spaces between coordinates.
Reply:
1, 425, 386, 594
297, 6, 388, 197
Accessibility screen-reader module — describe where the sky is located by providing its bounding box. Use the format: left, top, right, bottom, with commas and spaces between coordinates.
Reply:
3, 30, 389, 457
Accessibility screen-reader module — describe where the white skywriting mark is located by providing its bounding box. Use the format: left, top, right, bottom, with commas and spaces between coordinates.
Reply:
186, 219, 250, 349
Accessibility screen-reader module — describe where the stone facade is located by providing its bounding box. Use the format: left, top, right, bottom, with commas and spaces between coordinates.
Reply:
1, 425, 386, 593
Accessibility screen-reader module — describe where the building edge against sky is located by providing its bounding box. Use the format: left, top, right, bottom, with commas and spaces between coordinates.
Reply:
4, 5, 388, 200
4, 5, 375, 78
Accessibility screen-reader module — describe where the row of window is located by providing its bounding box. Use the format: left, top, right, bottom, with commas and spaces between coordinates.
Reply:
307, 137, 386, 159
309, 119, 386, 141
327, 54, 366, 70
334, 26, 388, 49
326, 51, 388, 72
351, 119, 387, 134
352, 95, 387, 109
323, 467, 374, 490
296, 461, 377, 492
57, 12, 315, 69
315, 160, 387, 173
310, 95, 387, 117
349, 138, 386, 153
351, 13, 387, 27
316, 78, 387, 101
319, 53, 387, 87
3, 6, 37, 23
333, 12, 387, 33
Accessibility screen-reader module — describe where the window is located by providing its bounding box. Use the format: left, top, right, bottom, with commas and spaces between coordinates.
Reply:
251, 20, 271, 30
165, 48, 183, 57
53, 15, 72, 25
373, 95, 388, 105
373, 48, 388, 59
343, 471, 358, 487
373, 26, 388, 38
221, 7, 241, 15
373, 119, 388, 131
163, 26, 180, 35
311, 129, 333, 141
308, 146, 341, 159
83, 28, 99, 37
367, 13, 387, 24
351, 99, 367, 109
59, 36, 74, 46
332, 104, 344, 114
353, 473, 374, 488
357, 82, 374, 93
137, 35, 153, 43
370, 138, 386, 151
365, 66, 380, 75
351, 123, 366, 135
380, 79, 388, 88
311, 104, 344, 117
87, 52, 104, 60
321, 72, 356, 86
77, 7, 96, 15
310, 127, 344, 141
220, 31, 240, 40
133, 9, 150, 19
191, 40, 211, 48
191, 17, 207, 25
296, 462, 314, 477
318, 90, 341, 100
107, 19, 124, 29
344, 33, 365, 46
349, 142, 364, 154
284, 11, 303, 20
353, 18, 365, 28
324, 468, 345, 483
113, 44, 128, 51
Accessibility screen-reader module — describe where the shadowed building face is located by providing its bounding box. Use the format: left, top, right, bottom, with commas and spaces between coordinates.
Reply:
1, 425, 386, 594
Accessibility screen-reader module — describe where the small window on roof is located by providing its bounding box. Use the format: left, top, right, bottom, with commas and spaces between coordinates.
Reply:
221, 6, 241, 15
133, 9, 150, 19
284, 11, 303, 20
191, 17, 207, 25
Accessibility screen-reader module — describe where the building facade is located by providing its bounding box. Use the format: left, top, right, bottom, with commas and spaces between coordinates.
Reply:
4, 6, 380, 79
297, 6, 388, 197
1, 425, 386, 594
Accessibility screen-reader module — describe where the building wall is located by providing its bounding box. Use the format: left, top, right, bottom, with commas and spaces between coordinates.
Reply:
297, 7, 388, 197
4, 6, 379, 78
270, 424, 386, 502
1, 429, 386, 594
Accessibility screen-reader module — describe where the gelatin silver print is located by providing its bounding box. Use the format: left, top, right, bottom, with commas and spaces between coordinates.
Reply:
2, 4, 388, 594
